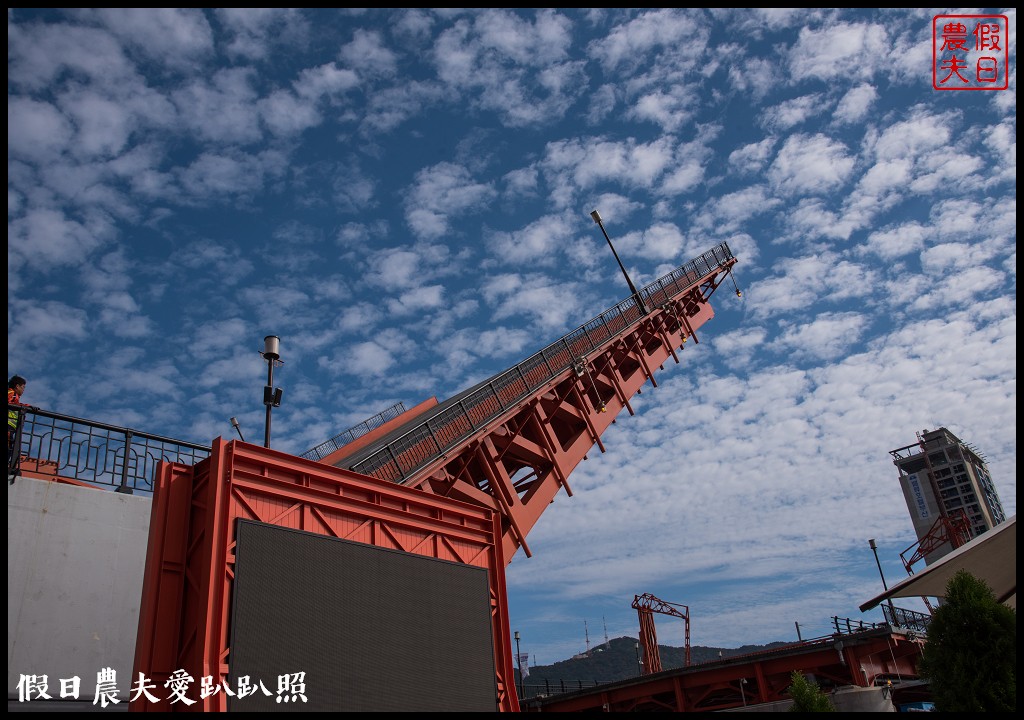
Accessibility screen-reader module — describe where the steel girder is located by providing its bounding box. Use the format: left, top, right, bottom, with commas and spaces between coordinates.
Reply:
400, 272, 730, 563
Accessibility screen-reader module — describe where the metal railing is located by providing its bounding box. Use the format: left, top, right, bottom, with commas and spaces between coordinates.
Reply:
520, 678, 610, 700
883, 604, 931, 633
350, 242, 735, 484
300, 401, 407, 461
8, 405, 210, 494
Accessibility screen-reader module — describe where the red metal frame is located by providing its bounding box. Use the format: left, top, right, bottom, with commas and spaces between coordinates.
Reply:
899, 509, 972, 613
132, 439, 519, 711
394, 266, 734, 563
900, 509, 972, 574
633, 593, 691, 674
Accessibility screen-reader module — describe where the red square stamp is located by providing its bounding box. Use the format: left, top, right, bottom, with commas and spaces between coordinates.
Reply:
933, 14, 1009, 90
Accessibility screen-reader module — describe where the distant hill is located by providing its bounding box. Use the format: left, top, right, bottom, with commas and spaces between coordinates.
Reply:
516, 636, 789, 698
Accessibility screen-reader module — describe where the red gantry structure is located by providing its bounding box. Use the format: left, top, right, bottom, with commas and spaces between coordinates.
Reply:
132, 242, 739, 712
633, 592, 692, 674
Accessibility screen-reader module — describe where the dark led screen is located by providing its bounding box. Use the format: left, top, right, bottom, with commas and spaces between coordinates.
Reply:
228, 520, 497, 711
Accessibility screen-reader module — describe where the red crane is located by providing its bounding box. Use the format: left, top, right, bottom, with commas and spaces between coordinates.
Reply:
632, 592, 691, 674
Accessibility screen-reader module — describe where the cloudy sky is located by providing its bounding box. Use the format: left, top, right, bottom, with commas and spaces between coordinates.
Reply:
8, 8, 1016, 665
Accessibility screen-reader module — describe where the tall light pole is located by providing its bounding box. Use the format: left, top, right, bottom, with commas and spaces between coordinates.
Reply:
590, 210, 649, 314
260, 336, 284, 448
868, 538, 896, 619
635, 641, 642, 676
514, 631, 524, 701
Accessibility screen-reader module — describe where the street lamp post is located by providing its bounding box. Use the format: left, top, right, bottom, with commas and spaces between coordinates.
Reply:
514, 631, 524, 701
230, 417, 245, 442
590, 210, 649, 315
868, 538, 897, 620
635, 642, 642, 676
260, 336, 284, 448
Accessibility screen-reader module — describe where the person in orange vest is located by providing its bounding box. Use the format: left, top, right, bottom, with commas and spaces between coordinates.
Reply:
8, 375, 30, 474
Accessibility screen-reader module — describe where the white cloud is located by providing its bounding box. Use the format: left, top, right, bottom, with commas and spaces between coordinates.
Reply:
8, 208, 109, 270
728, 138, 776, 174
340, 29, 399, 77
7, 98, 74, 162
404, 163, 497, 240
486, 214, 574, 266
7, 22, 136, 91
84, 8, 214, 68
771, 311, 871, 361
588, 9, 702, 71
768, 133, 856, 196
259, 90, 322, 137
788, 22, 890, 82
172, 68, 263, 145
870, 112, 953, 161
761, 93, 828, 131
60, 92, 135, 159
833, 83, 877, 125
860, 222, 929, 260
385, 284, 446, 317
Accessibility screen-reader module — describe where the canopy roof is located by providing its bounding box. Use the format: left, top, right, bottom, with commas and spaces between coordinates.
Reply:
859, 515, 1016, 612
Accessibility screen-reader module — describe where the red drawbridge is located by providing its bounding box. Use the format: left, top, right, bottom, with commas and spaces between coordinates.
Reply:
315, 242, 738, 562
132, 242, 738, 712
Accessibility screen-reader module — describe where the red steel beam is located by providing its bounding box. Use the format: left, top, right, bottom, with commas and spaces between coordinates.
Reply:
408, 284, 724, 562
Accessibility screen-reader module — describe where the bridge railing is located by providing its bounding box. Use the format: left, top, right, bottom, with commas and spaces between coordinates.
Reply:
8, 406, 210, 494
300, 401, 407, 461
350, 242, 735, 484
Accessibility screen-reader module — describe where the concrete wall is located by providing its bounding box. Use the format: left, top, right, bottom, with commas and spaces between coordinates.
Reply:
7, 476, 151, 700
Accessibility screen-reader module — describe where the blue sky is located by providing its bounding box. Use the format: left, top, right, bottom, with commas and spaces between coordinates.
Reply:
7, 8, 1016, 665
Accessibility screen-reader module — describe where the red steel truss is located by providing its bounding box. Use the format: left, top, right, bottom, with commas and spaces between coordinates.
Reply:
328, 243, 738, 563
633, 593, 691, 674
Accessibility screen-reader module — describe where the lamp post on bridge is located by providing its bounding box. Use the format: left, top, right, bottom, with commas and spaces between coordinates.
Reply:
868, 538, 897, 620
590, 210, 649, 315
514, 631, 524, 702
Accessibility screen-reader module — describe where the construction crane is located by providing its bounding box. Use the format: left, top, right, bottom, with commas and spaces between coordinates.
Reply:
314, 241, 739, 562
632, 592, 691, 674
899, 509, 972, 613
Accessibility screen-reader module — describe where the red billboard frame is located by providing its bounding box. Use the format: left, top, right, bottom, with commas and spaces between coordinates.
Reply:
131, 438, 518, 711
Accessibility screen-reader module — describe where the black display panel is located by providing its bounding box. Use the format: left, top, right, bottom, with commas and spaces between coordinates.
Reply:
228, 520, 497, 711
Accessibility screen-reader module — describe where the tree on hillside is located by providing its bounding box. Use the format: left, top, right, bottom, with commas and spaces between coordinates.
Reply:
917, 569, 1016, 712
787, 671, 836, 712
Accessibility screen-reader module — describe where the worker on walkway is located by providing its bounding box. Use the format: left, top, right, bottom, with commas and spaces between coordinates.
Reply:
8, 375, 31, 479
